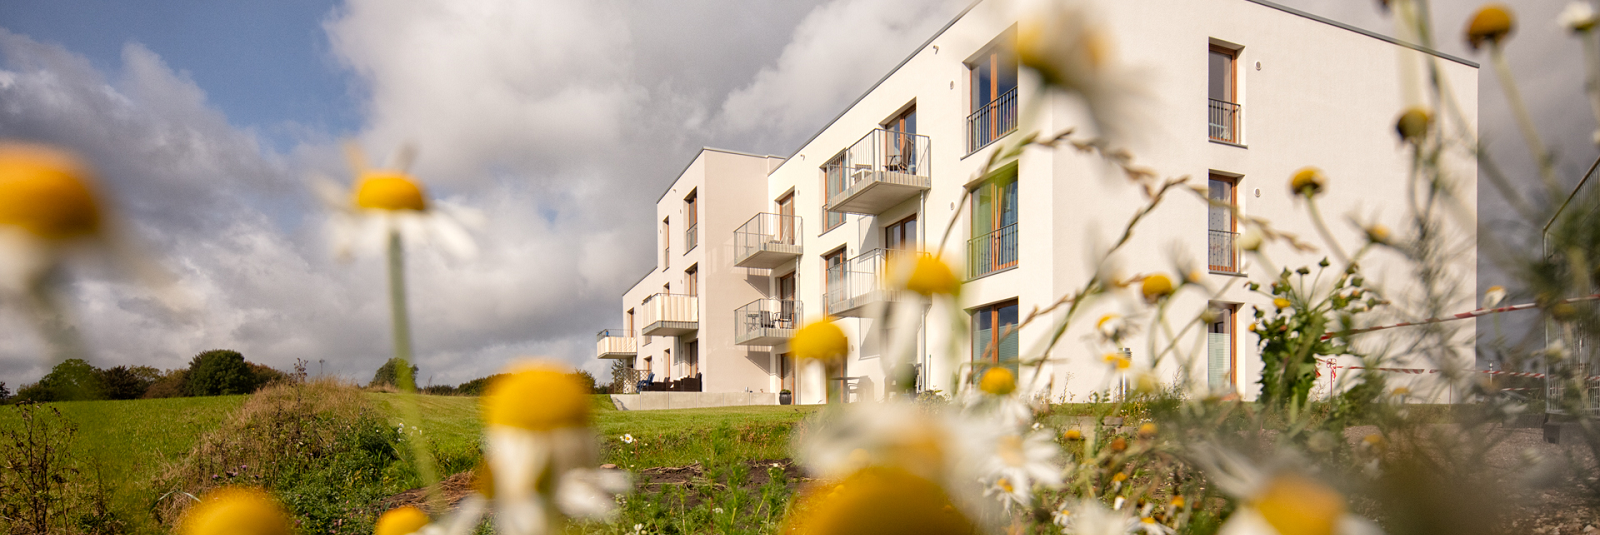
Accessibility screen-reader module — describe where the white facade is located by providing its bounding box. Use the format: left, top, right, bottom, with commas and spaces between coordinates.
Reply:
602, 0, 1479, 404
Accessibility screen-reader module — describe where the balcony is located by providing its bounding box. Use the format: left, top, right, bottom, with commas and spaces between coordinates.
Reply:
596, 329, 636, 359
1209, 99, 1241, 143
825, 128, 932, 215
640, 293, 698, 336
968, 87, 1018, 153
825, 248, 919, 317
684, 224, 698, 253
968, 223, 1018, 279
1209, 229, 1239, 273
734, 213, 803, 269
734, 299, 801, 346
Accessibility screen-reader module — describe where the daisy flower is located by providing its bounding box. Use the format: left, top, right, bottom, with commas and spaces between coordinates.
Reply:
1055, 499, 1132, 535
974, 427, 1064, 509
480, 361, 630, 535
782, 466, 977, 535
1561, 2, 1599, 32
313, 142, 477, 260
1128, 515, 1176, 535
1189, 445, 1382, 535
1009, 0, 1146, 145
177, 486, 292, 535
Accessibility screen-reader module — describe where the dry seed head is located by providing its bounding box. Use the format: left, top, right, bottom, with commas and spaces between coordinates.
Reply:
1289, 167, 1326, 197
1395, 107, 1432, 144
481, 363, 593, 431
1466, 4, 1515, 49
354, 171, 428, 212
0, 143, 103, 241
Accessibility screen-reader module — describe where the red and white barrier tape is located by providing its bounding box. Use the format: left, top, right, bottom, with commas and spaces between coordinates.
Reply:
1317, 292, 1600, 340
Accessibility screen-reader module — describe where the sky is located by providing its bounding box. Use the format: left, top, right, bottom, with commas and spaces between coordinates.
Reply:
0, 0, 1593, 387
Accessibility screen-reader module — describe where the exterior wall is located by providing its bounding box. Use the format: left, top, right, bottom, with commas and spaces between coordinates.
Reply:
605, 0, 1478, 405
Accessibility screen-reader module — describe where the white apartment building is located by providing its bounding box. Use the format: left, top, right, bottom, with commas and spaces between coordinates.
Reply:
598, 0, 1479, 405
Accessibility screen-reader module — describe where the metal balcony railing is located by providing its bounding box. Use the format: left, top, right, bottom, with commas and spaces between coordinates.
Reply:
968, 87, 1018, 153
825, 248, 922, 317
734, 213, 803, 269
1209, 99, 1241, 143
640, 293, 698, 336
968, 224, 1018, 279
596, 329, 637, 359
734, 299, 801, 346
825, 128, 933, 215
1208, 229, 1239, 273
684, 224, 698, 253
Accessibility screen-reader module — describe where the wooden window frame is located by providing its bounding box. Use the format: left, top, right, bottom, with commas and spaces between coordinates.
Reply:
821, 154, 847, 232
971, 299, 1020, 375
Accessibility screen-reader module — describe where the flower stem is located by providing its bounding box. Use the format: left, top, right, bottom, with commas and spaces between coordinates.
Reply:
1490, 44, 1561, 197
387, 229, 444, 513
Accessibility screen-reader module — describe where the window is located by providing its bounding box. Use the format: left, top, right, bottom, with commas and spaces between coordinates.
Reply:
1208, 44, 1240, 143
776, 192, 796, 244
822, 154, 846, 231
778, 352, 795, 393
1207, 303, 1237, 392
973, 300, 1020, 377
684, 190, 699, 253
1208, 174, 1238, 273
886, 215, 917, 252
685, 265, 698, 297
686, 340, 700, 377
661, 217, 671, 270
824, 248, 846, 314
968, 164, 1018, 278
777, 272, 796, 301
968, 40, 1019, 153
625, 308, 634, 336
885, 106, 917, 172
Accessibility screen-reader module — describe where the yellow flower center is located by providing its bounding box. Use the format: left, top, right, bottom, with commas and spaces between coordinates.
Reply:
481, 364, 592, 431
375, 506, 430, 535
1109, 437, 1127, 451
353, 171, 428, 211
1274, 298, 1292, 309
1112, 472, 1128, 483
1391, 387, 1411, 396
792, 319, 849, 363
1096, 314, 1118, 329
178, 486, 292, 535
1064, 429, 1083, 441
1254, 474, 1346, 535
1365, 224, 1391, 244
1141, 273, 1175, 303
1137, 423, 1157, 437
1290, 167, 1327, 197
904, 255, 959, 296
996, 477, 1015, 493
784, 467, 976, 535
1116, 356, 1133, 371
1171, 496, 1186, 508
1466, 4, 1515, 50
0, 143, 103, 241
997, 434, 1026, 467
1394, 107, 1432, 144
979, 367, 1017, 396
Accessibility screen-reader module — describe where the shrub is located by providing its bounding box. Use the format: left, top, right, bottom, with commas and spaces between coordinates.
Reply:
453, 374, 503, 396
0, 403, 81, 534
0, 381, 10, 404
368, 357, 418, 390
141, 369, 188, 399
248, 363, 289, 388
573, 370, 600, 394
185, 350, 257, 397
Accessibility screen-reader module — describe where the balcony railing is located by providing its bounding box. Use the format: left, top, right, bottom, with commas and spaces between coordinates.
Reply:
596, 328, 637, 359
825, 248, 922, 317
825, 128, 932, 215
1208, 229, 1239, 273
968, 87, 1018, 153
1209, 99, 1241, 143
684, 224, 698, 253
640, 293, 698, 336
734, 213, 803, 269
968, 223, 1018, 279
734, 299, 801, 346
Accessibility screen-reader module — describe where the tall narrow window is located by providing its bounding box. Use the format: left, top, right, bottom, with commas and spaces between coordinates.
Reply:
968, 41, 1019, 152
625, 308, 634, 336
684, 190, 698, 252
886, 215, 917, 252
779, 353, 795, 393
661, 217, 671, 270
1207, 303, 1237, 392
777, 272, 796, 301
884, 106, 918, 172
969, 164, 1019, 278
776, 192, 796, 245
686, 340, 700, 378
824, 249, 846, 314
1208, 44, 1240, 142
973, 300, 1020, 377
685, 265, 698, 297
1208, 174, 1238, 273
822, 154, 846, 231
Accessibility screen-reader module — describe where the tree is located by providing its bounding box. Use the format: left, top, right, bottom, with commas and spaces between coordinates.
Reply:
96, 366, 153, 400
141, 369, 188, 399
0, 382, 9, 404
15, 359, 103, 402
369, 358, 418, 390
248, 363, 288, 388
572, 370, 599, 395
185, 350, 258, 396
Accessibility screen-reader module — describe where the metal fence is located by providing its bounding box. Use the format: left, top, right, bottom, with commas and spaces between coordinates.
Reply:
684, 224, 698, 252
969, 224, 1019, 278
734, 298, 801, 345
734, 212, 802, 264
1208, 230, 1238, 273
1209, 98, 1241, 143
969, 88, 1018, 153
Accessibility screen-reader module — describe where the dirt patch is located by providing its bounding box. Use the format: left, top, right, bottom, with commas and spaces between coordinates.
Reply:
379, 470, 481, 514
